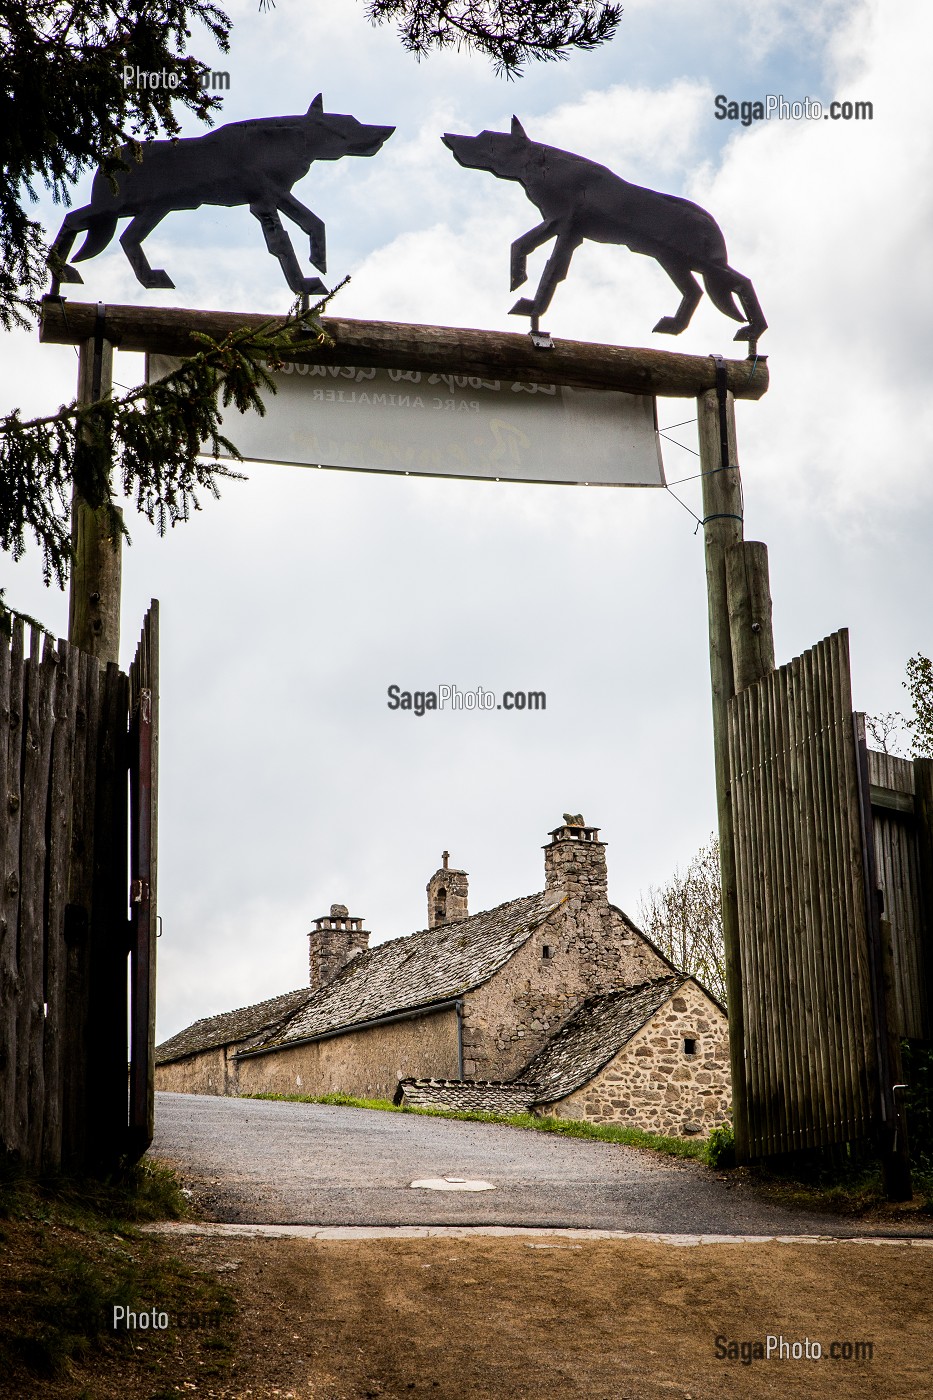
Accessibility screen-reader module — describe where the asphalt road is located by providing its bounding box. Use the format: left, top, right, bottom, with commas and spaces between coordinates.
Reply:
150, 1091, 914, 1236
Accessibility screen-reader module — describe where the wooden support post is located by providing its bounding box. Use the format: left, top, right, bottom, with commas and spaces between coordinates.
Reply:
879, 916, 912, 1200
854, 712, 910, 1200
697, 384, 749, 1161
913, 758, 933, 1038
725, 541, 775, 692
69, 335, 122, 665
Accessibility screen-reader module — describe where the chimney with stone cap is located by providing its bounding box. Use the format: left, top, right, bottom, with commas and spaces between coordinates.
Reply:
426, 851, 469, 929
307, 903, 370, 991
543, 816, 607, 902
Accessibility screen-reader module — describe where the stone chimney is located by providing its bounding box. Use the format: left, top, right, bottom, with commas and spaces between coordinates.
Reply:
426, 851, 469, 929
544, 816, 607, 903
308, 904, 370, 991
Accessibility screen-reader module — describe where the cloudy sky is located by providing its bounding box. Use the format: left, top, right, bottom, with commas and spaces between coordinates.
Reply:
4, 0, 931, 1040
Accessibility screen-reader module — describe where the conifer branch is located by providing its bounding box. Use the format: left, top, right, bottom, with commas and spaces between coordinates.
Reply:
365, 0, 623, 77
0, 292, 340, 587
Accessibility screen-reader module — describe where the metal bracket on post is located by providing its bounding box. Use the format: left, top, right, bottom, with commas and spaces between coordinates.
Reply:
91, 301, 106, 402
529, 314, 553, 350
711, 353, 732, 469
130, 879, 151, 905
706, 353, 743, 526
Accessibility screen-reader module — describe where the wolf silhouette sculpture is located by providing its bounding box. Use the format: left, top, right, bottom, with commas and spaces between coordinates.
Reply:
49, 95, 394, 297
443, 119, 766, 342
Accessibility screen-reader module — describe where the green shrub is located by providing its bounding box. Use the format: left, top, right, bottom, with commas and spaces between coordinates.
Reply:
902, 1040, 933, 1175
705, 1124, 736, 1169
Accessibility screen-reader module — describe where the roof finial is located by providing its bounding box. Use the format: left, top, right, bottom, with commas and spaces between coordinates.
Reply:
442, 850, 449, 869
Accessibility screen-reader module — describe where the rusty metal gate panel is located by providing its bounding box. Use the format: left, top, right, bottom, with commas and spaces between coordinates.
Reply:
728, 629, 881, 1156
128, 602, 159, 1157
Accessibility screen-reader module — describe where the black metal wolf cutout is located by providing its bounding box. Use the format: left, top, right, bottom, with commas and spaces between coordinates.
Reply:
49, 95, 395, 297
442, 118, 767, 342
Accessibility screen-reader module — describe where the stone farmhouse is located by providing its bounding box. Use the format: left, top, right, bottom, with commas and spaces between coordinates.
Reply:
155, 819, 732, 1137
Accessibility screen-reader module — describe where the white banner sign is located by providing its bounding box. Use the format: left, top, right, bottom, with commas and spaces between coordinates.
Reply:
148, 356, 665, 487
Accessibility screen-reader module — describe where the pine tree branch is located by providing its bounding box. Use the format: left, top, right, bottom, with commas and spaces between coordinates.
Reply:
365, 0, 623, 76
0, 289, 342, 587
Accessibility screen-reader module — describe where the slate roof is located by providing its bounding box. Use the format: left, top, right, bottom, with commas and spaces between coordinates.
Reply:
245, 888, 566, 1053
520, 975, 687, 1103
395, 1079, 539, 1115
154, 986, 312, 1066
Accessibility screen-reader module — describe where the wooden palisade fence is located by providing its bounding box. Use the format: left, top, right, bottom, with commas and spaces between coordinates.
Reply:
729, 630, 878, 1157
0, 603, 158, 1173
728, 628, 930, 1189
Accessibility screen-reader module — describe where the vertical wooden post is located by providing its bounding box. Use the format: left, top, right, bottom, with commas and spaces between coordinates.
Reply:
879, 915, 913, 1198
725, 541, 775, 692
69, 331, 122, 665
86, 662, 130, 1171
913, 758, 933, 1037
854, 712, 911, 1200
61, 650, 100, 1171
698, 384, 749, 1160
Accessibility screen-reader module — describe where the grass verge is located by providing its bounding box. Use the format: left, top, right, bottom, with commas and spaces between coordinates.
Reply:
246, 1091, 709, 1161
0, 1155, 236, 1392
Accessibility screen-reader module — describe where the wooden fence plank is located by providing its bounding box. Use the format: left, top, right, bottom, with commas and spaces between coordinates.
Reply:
814, 639, 843, 1141
86, 663, 129, 1170
128, 602, 159, 1157
61, 650, 100, 1170
1, 619, 25, 1156
914, 759, 933, 1037
0, 619, 14, 1153
41, 641, 78, 1171
17, 634, 55, 1168
865, 747, 930, 1039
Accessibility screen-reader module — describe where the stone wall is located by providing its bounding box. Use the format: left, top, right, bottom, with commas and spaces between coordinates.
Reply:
234, 1006, 460, 1101
155, 1045, 232, 1096
460, 893, 673, 1082
539, 981, 731, 1137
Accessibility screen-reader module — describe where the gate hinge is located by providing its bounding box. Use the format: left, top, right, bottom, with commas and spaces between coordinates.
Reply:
130, 878, 150, 904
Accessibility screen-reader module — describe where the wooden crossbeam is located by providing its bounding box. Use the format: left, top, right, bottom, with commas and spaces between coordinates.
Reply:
40, 299, 770, 400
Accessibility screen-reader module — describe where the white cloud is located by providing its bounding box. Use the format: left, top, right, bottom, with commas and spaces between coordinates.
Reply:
5, 0, 931, 1043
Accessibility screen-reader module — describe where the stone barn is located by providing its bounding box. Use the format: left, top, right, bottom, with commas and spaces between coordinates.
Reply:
155, 819, 731, 1136
398, 973, 730, 1137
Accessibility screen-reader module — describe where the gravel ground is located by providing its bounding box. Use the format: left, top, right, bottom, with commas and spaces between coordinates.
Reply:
150, 1091, 926, 1236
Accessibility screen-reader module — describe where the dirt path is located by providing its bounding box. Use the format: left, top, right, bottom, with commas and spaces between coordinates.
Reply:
23, 1230, 933, 1399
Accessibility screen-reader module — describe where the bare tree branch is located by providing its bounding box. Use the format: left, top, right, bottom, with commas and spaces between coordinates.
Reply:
638, 834, 726, 1005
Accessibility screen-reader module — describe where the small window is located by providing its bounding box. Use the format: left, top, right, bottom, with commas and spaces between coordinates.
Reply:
542, 945, 552, 960
683, 1037, 697, 1056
